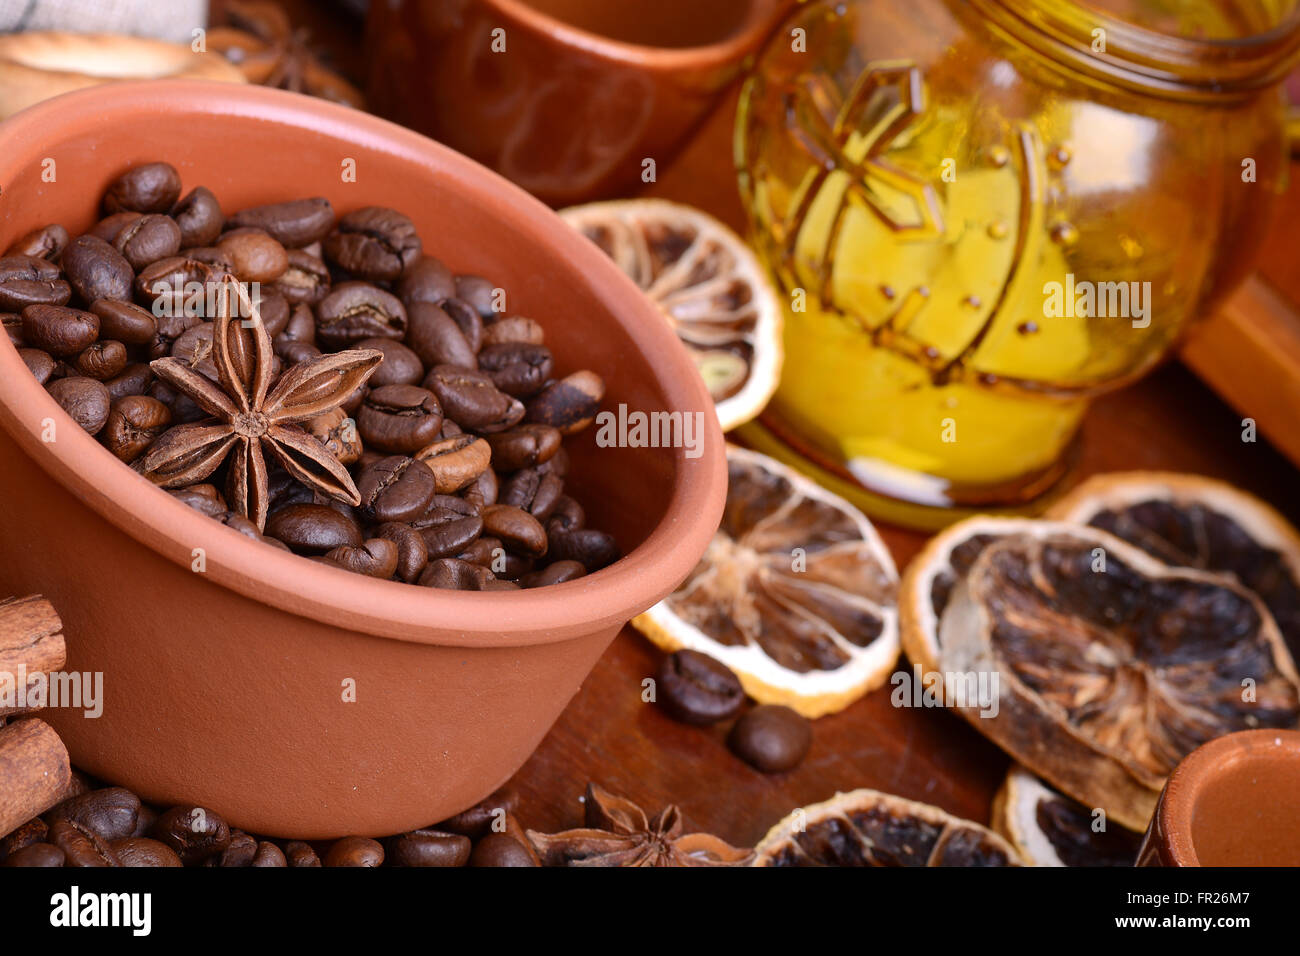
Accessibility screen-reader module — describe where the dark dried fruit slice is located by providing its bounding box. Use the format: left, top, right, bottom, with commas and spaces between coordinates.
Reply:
752, 789, 1020, 867
991, 765, 1142, 867
902, 518, 1300, 830
1048, 472, 1300, 666
634, 445, 898, 718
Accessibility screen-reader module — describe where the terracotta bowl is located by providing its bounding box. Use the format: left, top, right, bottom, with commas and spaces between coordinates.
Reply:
0, 80, 726, 839
365, 0, 793, 205
1137, 729, 1300, 866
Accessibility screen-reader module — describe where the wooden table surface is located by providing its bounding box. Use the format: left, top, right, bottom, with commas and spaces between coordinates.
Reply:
231, 1, 1300, 847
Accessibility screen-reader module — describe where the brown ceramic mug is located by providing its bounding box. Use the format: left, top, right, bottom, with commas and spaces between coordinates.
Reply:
365, 0, 791, 205
1137, 730, 1300, 866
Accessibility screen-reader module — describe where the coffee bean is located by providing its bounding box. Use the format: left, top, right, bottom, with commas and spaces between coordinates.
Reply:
414, 505, 485, 559
656, 650, 745, 725
469, 833, 537, 867
395, 254, 454, 306
170, 484, 228, 518
182, 245, 235, 272
1, 843, 65, 867
90, 299, 157, 345
20, 348, 56, 385
374, 522, 429, 582
254, 288, 291, 337
47, 376, 111, 434
5, 223, 70, 260
49, 818, 120, 866
149, 805, 231, 865
478, 342, 553, 398
324, 206, 421, 281
251, 841, 287, 866
482, 504, 547, 558
21, 303, 98, 356
265, 503, 363, 553
214, 830, 258, 867
423, 365, 524, 433
88, 211, 143, 244
325, 538, 400, 578
439, 296, 484, 354
315, 280, 407, 348
3, 312, 21, 346
461, 466, 499, 510
485, 424, 562, 472
272, 249, 331, 304
133, 255, 215, 314
414, 434, 491, 493
519, 560, 586, 588
217, 227, 289, 283
435, 787, 519, 839
548, 528, 619, 572
170, 186, 224, 247
481, 315, 544, 347
285, 840, 321, 867
103, 161, 182, 214
356, 384, 444, 454
276, 300, 317, 352
324, 836, 385, 867
727, 705, 812, 773
455, 274, 498, 318
0, 255, 72, 310
387, 829, 472, 867
457, 535, 501, 568
406, 300, 477, 369
545, 495, 585, 537
111, 836, 183, 867
0, 817, 48, 860
304, 406, 362, 465
74, 340, 128, 380
103, 395, 172, 462
359, 337, 424, 387
46, 786, 141, 841
418, 557, 494, 590
357, 455, 437, 522
500, 467, 563, 520
135, 805, 159, 839
228, 197, 335, 248
114, 213, 183, 270
525, 370, 605, 434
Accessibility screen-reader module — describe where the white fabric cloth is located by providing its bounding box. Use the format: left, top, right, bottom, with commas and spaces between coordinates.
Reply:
0, 0, 210, 44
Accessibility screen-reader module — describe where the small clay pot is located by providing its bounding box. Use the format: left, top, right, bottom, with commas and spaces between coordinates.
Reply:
365, 0, 794, 205
0, 82, 726, 839
1137, 730, 1300, 866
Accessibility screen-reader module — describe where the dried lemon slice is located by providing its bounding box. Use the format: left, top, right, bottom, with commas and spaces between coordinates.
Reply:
991, 765, 1142, 867
900, 517, 1300, 830
1047, 471, 1300, 665
633, 445, 898, 719
560, 199, 782, 431
753, 789, 1020, 867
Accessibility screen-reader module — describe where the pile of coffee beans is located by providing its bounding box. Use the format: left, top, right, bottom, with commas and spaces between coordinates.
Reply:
0, 776, 538, 868
3, 161, 619, 590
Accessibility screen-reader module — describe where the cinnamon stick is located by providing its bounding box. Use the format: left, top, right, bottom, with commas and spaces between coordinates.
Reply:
0, 595, 65, 717
0, 718, 71, 838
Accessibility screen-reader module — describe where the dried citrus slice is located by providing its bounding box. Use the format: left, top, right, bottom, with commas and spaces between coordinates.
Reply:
991, 765, 1142, 867
633, 445, 898, 719
560, 199, 782, 431
1047, 471, 1300, 665
900, 517, 1300, 830
753, 789, 1020, 866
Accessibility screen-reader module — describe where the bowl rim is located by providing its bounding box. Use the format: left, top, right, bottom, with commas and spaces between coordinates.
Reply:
0, 79, 727, 650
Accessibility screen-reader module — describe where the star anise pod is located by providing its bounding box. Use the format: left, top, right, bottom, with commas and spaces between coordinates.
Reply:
526, 784, 754, 867
137, 276, 381, 531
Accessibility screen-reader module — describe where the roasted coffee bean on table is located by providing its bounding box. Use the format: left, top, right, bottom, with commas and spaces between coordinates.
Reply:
13, 160, 620, 591
727, 705, 813, 774
656, 650, 746, 726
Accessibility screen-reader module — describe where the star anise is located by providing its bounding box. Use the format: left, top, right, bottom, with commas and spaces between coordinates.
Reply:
526, 784, 754, 867
137, 276, 381, 531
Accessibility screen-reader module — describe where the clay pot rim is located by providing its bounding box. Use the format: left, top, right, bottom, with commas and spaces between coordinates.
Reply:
0, 79, 727, 650
1157, 728, 1300, 866
484, 0, 780, 69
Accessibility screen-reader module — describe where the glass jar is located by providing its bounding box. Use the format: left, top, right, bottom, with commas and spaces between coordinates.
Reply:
736, 0, 1300, 527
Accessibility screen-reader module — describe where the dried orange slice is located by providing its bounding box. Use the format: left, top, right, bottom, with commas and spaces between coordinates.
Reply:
900, 517, 1300, 830
560, 199, 782, 431
633, 445, 898, 719
753, 789, 1020, 867
1047, 471, 1300, 665
991, 765, 1142, 867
